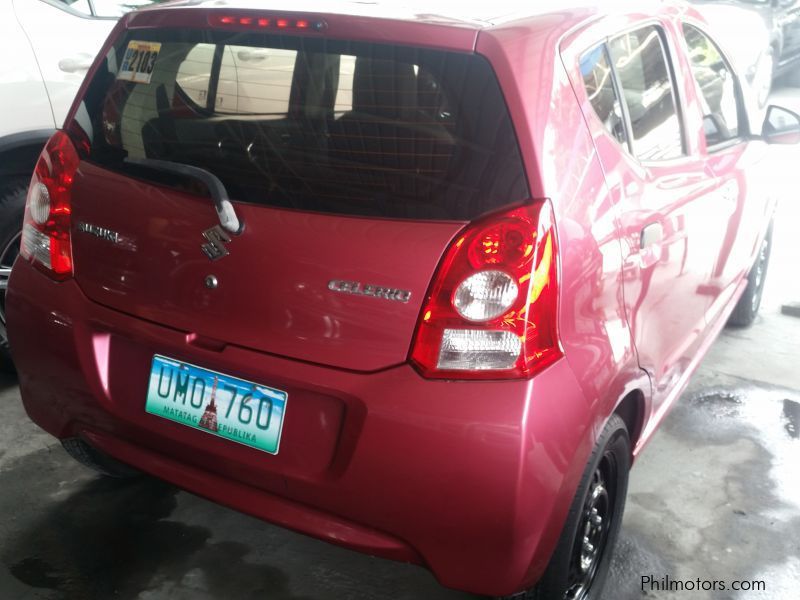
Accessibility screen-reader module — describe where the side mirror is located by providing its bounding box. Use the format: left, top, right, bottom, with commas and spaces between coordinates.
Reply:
762, 105, 800, 145
703, 113, 730, 146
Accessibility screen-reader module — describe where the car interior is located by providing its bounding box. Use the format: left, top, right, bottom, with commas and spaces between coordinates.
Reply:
88, 35, 529, 220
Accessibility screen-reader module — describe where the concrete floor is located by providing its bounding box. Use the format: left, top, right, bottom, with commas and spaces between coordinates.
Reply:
2, 89, 800, 599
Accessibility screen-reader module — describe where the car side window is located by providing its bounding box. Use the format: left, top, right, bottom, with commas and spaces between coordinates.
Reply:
52, 0, 157, 18
54, 0, 92, 15
91, 1, 156, 18
682, 24, 742, 147
608, 26, 684, 161
580, 45, 627, 146
175, 44, 298, 116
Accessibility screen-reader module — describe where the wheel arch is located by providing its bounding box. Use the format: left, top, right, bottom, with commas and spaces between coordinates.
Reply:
0, 129, 55, 180
613, 388, 646, 459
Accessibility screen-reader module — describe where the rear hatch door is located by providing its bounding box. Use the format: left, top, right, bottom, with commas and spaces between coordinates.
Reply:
69, 17, 529, 371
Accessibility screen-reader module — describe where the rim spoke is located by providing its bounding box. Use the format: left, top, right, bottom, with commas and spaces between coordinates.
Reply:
0, 231, 22, 327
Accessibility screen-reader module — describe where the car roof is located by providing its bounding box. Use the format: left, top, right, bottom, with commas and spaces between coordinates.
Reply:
141, 0, 681, 31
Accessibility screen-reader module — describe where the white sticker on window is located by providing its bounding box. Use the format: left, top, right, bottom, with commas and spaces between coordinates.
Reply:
118, 40, 162, 84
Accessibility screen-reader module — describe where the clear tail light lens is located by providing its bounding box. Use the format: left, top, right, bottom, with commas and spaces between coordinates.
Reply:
20, 130, 80, 280
410, 200, 562, 379
453, 270, 519, 322
29, 183, 51, 225
438, 329, 522, 371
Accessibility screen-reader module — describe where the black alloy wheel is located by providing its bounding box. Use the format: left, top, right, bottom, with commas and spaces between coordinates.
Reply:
563, 448, 618, 600
728, 226, 773, 327
496, 415, 630, 600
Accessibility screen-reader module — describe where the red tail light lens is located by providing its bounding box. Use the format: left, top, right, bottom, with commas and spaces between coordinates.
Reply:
20, 131, 79, 281
410, 200, 562, 379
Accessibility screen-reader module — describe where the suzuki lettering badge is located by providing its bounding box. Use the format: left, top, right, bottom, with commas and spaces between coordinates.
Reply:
76, 221, 122, 244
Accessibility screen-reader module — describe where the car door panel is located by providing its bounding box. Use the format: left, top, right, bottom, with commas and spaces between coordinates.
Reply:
617, 157, 722, 404
1, 2, 55, 135
12, 0, 116, 126
703, 144, 764, 324
678, 23, 774, 328
607, 24, 732, 410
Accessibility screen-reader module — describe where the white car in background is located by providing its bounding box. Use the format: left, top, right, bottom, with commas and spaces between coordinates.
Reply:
0, 0, 153, 360
691, 1, 782, 109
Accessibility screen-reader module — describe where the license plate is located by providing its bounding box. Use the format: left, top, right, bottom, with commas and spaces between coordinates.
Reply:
145, 355, 287, 455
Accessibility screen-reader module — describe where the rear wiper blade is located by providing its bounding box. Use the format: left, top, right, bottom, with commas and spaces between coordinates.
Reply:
124, 157, 243, 235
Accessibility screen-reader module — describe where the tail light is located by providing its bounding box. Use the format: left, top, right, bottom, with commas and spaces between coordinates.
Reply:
20, 130, 81, 281
410, 200, 562, 379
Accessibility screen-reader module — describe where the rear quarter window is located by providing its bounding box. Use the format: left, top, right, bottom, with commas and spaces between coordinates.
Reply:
77, 29, 529, 221
175, 45, 298, 115
580, 45, 627, 146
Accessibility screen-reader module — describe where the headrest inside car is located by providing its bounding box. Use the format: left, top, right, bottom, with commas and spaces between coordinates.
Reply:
352, 58, 418, 120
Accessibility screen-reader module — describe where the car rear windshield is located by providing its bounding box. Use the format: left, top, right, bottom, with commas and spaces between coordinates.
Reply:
76, 28, 529, 221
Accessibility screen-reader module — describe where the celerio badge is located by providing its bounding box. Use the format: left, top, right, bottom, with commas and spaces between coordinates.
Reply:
328, 280, 411, 303
201, 225, 231, 261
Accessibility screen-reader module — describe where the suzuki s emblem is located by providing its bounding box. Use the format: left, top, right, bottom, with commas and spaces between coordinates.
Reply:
201, 225, 231, 261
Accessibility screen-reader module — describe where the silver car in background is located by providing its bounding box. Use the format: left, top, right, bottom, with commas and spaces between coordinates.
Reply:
692, 0, 800, 107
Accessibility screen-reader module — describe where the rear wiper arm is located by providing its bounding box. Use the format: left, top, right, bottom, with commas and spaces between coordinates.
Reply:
124, 157, 243, 235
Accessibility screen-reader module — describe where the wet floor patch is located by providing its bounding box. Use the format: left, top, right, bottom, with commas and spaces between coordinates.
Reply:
665, 386, 800, 447
0, 446, 468, 600
0, 448, 322, 600
605, 530, 673, 600
620, 384, 800, 600
782, 399, 800, 439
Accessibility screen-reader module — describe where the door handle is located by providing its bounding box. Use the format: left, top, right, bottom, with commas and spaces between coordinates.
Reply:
58, 54, 94, 73
236, 49, 269, 62
640, 222, 663, 250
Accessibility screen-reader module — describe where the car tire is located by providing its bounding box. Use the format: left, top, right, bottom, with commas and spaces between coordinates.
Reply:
61, 438, 141, 479
727, 226, 772, 328
497, 415, 630, 600
0, 177, 28, 369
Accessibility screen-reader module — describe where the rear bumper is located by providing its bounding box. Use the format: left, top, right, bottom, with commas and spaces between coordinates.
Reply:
7, 259, 593, 596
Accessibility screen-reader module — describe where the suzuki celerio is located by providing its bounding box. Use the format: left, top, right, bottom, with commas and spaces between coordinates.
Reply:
8, 1, 800, 598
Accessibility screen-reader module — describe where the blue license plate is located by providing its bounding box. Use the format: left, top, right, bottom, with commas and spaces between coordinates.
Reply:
145, 355, 287, 454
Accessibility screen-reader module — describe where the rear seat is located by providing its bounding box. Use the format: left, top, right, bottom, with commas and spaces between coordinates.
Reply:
136, 56, 458, 215
327, 58, 456, 200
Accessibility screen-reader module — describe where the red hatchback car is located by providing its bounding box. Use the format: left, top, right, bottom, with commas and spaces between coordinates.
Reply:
7, 1, 800, 598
